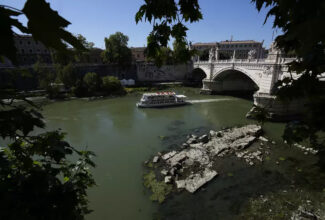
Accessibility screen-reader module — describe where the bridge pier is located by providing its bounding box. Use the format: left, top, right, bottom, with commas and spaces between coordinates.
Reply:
248, 92, 306, 121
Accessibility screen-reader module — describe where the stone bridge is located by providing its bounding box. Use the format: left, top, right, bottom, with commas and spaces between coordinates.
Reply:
192, 45, 303, 120
193, 56, 295, 95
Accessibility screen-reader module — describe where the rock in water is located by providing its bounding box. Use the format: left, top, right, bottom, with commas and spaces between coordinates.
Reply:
198, 134, 209, 143
162, 151, 177, 160
259, 136, 269, 142
152, 156, 159, 163
164, 176, 172, 184
176, 168, 218, 193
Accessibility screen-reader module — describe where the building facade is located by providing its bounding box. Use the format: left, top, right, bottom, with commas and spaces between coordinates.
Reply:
192, 40, 267, 60
131, 47, 146, 62
14, 34, 52, 66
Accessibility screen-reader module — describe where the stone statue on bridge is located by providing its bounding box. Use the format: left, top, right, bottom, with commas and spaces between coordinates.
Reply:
248, 49, 257, 59
209, 47, 216, 62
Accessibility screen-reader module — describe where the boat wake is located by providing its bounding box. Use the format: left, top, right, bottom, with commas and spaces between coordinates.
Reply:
189, 98, 235, 104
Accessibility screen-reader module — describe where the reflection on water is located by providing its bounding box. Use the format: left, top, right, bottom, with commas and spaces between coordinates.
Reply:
39, 87, 321, 220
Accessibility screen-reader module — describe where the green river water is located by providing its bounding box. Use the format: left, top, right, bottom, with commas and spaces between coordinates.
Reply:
40, 87, 323, 219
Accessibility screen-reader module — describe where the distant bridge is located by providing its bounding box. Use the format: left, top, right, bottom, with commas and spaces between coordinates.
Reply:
192, 46, 303, 119
193, 56, 296, 95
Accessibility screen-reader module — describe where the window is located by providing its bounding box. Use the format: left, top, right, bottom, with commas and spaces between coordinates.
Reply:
21, 49, 25, 54
19, 41, 22, 44
27, 41, 30, 45
29, 49, 32, 53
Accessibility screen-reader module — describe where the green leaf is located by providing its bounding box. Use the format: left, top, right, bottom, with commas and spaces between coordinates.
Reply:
0, 7, 28, 64
22, 0, 85, 51
64, 176, 70, 182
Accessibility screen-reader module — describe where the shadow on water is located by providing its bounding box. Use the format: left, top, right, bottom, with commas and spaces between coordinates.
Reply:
210, 90, 256, 101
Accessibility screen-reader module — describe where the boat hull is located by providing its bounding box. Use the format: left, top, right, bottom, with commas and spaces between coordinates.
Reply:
136, 102, 190, 108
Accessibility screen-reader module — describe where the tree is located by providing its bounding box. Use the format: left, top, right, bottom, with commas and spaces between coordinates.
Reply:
0, 1, 95, 219
33, 60, 57, 90
101, 32, 132, 66
76, 34, 94, 50
83, 72, 101, 95
135, 0, 202, 65
74, 34, 96, 63
57, 63, 77, 88
251, 0, 325, 157
172, 40, 196, 64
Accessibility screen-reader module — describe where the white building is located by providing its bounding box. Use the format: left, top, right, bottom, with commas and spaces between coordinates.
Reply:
192, 40, 267, 59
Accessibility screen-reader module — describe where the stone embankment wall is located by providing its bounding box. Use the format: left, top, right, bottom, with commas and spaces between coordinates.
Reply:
0, 63, 191, 90
136, 62, 193, 82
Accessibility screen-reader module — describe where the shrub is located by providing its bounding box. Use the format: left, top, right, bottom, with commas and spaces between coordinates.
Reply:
83, 72, 101, 95
102, 76, 125, 95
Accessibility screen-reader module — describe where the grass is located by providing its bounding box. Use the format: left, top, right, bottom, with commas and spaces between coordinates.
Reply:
143, 171, 173, 203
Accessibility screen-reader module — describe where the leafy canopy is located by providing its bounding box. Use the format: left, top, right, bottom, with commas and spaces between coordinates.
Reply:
101, 32, 132, 66
252, 0, 325, 153
135, 0, 202, 65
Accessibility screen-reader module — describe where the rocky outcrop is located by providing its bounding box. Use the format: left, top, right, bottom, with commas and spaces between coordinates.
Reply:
147, 124, 265, 194
176, 168, 218, 193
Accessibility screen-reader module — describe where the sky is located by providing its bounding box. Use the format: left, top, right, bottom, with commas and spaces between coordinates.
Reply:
3, 0, 279, 49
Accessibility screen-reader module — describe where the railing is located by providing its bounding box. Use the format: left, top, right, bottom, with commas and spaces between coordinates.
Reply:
195, 58, 268, 64
194, 57, 297, 65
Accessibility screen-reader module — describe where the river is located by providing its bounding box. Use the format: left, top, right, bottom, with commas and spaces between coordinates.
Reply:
41, 87, 323, 219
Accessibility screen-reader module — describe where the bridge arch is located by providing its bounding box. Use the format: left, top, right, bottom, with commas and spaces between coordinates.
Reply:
188, 67, 208, 86
211, 67, 259, 94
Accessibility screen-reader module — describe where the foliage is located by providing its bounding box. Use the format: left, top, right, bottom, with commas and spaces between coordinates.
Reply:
252, 0, 325, 152
71, 79, 88, 98
83, 72, 101, 95
143, 171, 172, 203
74, 34, 97, 63
33, 61, 56, 90
172, 40, 196, 64
2, 67, 34, 90
51, 34, 96, 65
135, 0, 202, 65
102, 76, 125, 95
51, 49, 75, 65
0, 1, 95, 219
0, 0, 85, 65
101, 32, 132, 66
0, 130, 96, 219
76, 34, 94, 50
57, 63, 77, 88
248, 105, 271, 125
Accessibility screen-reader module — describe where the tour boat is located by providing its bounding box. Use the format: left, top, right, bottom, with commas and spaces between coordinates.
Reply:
136, 92, 189, 108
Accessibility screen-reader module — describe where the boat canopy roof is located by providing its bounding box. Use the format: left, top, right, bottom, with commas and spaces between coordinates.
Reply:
175, 95, 187, 98
143, 92, 176, 96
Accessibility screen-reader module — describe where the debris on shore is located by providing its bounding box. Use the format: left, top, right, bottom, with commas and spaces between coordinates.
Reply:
143, 124, 271, 201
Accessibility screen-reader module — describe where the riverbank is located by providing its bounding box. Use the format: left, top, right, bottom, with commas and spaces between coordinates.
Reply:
2, 84, 193, 107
